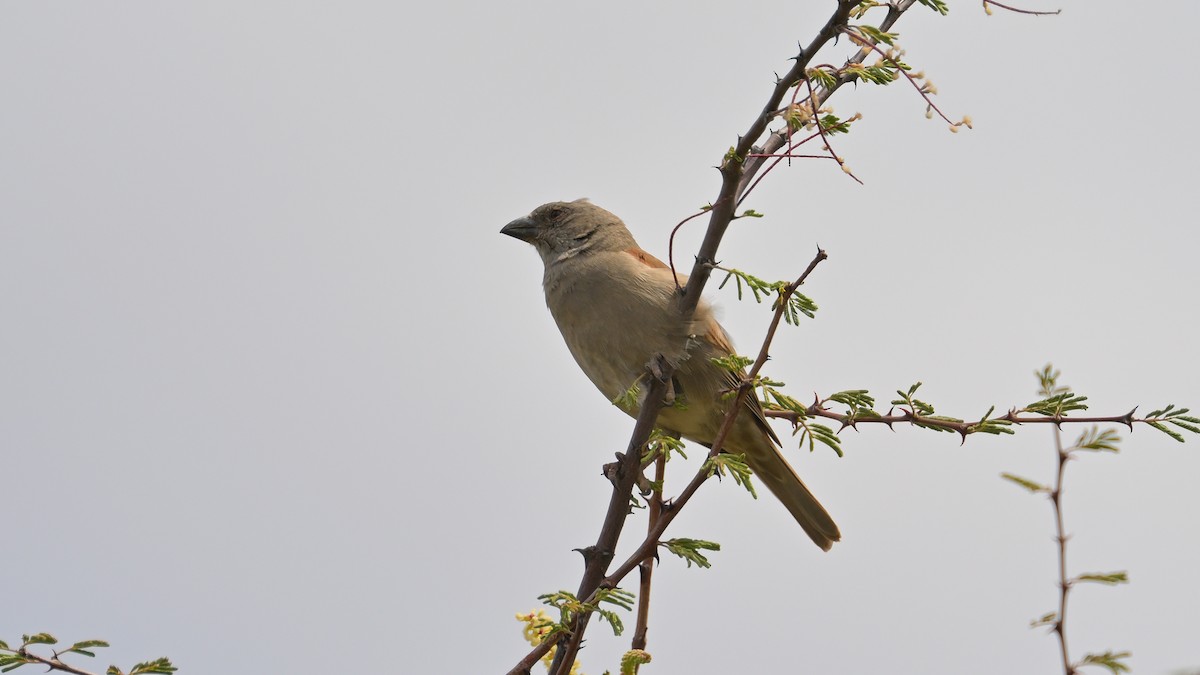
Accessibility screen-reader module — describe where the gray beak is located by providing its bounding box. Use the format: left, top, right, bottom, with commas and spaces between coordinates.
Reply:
500, 215, 538, 242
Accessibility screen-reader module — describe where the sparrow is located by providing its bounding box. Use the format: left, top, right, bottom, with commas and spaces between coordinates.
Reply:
501, 199, 840, 551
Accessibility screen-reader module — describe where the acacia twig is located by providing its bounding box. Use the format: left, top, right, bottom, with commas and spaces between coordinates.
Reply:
631, 451, 667, 652
1050, 427, 1075, 675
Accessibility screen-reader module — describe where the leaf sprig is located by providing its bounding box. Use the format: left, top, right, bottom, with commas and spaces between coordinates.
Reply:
716, 267, 817, 325
0, 634, 175, 675
539, 588, 636, 638
660, 538, 721, 569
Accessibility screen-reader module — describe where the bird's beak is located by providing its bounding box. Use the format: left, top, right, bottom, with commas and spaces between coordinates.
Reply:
500, 215, 538, 242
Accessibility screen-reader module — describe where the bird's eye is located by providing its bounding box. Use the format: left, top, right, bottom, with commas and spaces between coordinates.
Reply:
547, 206, 564, 221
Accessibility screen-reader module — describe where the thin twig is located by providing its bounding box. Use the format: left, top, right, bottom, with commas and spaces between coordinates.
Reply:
1051, 427, 1076, 675
12, 650, 97, 675
631, 451, 667, 651
764, 404, 1168, 442
984, 0, 1061, 16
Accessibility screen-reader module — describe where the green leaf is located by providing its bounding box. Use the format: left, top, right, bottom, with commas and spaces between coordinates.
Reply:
612, 380, 642, 411
1022, 392, 1089, 418
1029, 611, 1057, 628
1076, 650, 1131, 674
855, 25, 898, 46
1000, 473, 1049, 494
1075, 571, 1129, 585
829, 389, 876, 411
1035, 364, 1065, 398
645, 428, 687, 462
706, 453, 758, 498
65, 640, 109, 658
661, 538, 721, 569
916, 0, 949, 14
710, 354, 754, 372
128, 659, 178, 675
20, 635, 55, 647
806, 67, 838, 90
1148, 421, 1186, 443
1073, 427, 1121, 453
593, 588, 636, 636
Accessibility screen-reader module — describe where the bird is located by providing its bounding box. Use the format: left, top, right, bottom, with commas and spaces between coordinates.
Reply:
501, 199, 840, 551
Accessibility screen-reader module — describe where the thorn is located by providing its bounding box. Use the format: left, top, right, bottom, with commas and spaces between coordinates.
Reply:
1122, 407, 1138, 430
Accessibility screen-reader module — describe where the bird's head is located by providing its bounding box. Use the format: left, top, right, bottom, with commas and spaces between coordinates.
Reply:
501, 199, 637, 264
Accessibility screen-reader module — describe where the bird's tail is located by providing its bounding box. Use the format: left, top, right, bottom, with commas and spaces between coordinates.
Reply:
741, 438, 841, 551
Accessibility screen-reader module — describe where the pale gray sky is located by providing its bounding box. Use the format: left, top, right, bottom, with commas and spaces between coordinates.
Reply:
2, 2, 1197, 674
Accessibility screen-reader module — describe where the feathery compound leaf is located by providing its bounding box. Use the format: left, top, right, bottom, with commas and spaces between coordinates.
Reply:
1148, 421, 1186, 443
1075, 571, 1129, 585
892, 382, 936, 416
20, 635, 55, 647
1035, 364, 1065, 398
818, 113, 853, 135
0, 654, 33, 672
705, 453, 758, 498
1000, 472, 1049, 494
843, 63, 900, 85
1077, 650, 1131, 675
1030, 612, 1058, 628
0, 641, 7, 652
779, 289, 818, 325
710, 354, 754, 373
1073, 427, 1121, 453
793, 419, 844, 457
661, 538, 721, 569
1146, 406, 1200, 440
612, 380, 641, 411
66, 640, 110, 655
645, 428, 687, 462
764, 387, 806, 415
717, 268, 771, 303
805, 67, 838, 90
855, 25, 898, 46
593, 588, 636, 636
1144, 403, 1176, 418
829, 389, 876, 412
1169, 418, 1200, 434
1022, 392, 1089, 417
917, 0, 950, 14
125, 658, 177, 675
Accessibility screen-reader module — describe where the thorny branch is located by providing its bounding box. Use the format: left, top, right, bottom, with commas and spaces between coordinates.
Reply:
767, 401, 1177, 442
514, 1, 1078, 673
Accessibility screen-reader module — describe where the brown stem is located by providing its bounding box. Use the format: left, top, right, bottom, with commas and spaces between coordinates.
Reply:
531, 6, 859, 674
678, 0, 857, 320
983, 0, 1061, 16
737, 0, 917, 198
1051, 428, 1075, 675
544, 375, 671, 675
632, 450, 668, 651
14, 650, 98, 675
764, 406, 1153, 441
